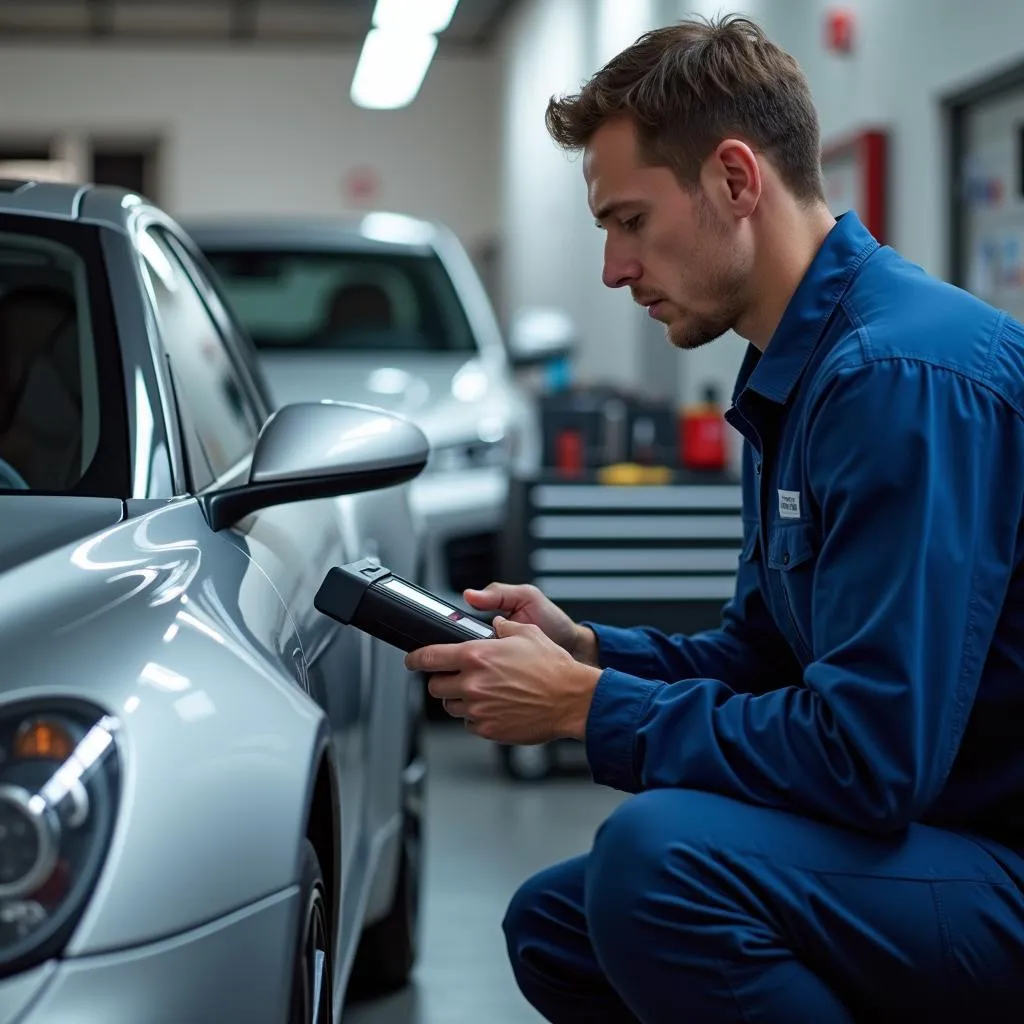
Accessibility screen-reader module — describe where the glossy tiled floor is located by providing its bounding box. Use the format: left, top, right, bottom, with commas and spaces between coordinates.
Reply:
345, 724, 625, 1023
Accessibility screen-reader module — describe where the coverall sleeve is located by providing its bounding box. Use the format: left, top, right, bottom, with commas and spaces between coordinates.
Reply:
583, 537, 801, 694
585, 359, 1024, 832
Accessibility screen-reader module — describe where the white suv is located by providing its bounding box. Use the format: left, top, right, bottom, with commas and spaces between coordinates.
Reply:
189, 212, 570, 609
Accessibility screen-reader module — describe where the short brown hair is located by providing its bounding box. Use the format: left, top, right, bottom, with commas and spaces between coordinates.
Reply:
545, 14, 824, 202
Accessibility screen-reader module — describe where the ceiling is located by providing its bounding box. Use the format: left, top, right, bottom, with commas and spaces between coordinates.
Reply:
0, 0, 521, 49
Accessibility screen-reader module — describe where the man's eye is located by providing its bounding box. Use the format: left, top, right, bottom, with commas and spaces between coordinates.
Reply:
622, 216, 643, 233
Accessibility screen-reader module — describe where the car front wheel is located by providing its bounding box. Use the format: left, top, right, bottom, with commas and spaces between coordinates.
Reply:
289, 839, 333, 1024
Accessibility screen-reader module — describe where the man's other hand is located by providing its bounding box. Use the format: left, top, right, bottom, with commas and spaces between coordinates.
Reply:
463, 582, 600, 666
405, 617, 602, 745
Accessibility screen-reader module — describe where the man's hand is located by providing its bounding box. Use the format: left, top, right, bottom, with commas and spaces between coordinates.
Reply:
405, 617, 603, 744
463, 583, 600, 666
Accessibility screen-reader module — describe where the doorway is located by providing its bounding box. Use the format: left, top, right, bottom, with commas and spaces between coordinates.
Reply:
947, 61, 1024, 320
90, 138, 161, 202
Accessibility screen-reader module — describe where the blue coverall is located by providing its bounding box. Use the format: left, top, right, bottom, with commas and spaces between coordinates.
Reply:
503, 212, 1024, 1023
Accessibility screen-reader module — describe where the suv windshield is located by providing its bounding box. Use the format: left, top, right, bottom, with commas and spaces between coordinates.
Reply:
202, 248, 477, 354
0, 215, 128, 496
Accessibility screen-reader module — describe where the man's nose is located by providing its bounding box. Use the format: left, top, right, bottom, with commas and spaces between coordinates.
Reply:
602, 243, 640, 290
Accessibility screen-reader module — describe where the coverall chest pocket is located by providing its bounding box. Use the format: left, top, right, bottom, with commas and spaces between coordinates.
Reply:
767, 521, 818, 660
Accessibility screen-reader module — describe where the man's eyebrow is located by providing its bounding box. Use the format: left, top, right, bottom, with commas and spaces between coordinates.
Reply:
593, 199, 645, 224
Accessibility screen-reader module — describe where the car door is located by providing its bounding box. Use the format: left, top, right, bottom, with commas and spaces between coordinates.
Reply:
132, 215, 374, 883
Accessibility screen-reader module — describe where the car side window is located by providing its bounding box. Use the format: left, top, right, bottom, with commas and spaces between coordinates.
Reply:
139, 227, 259, 483
160, 232, 272, 425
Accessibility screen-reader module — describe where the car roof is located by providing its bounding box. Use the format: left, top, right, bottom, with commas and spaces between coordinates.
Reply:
185, 212, 442, 258
0, 178, 141, 229
0, 180, 444, 260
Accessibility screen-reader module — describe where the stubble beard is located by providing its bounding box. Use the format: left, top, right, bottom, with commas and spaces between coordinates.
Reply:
666, 306, 738, 351
665, 272, 746, 351
666, 194, 748, 351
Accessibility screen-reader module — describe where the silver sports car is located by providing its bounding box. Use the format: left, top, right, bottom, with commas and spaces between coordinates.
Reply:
0, 180, 431, 1023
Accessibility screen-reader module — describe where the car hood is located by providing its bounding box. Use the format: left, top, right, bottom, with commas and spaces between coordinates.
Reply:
0, 497, 193, 676
0, 495, 125, 576
257, 352, 519, 450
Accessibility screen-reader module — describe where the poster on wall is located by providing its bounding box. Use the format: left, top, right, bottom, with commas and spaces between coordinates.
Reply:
821, 129, 888, 243
960, 125, 1024, 303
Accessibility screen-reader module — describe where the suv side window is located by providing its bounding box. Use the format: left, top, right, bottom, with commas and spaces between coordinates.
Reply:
139, 227, 259, 483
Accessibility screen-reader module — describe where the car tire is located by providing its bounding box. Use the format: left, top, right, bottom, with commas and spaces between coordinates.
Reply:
288, 839, 333, 1024
349, 707, 426, 996
497, 741, 556, 782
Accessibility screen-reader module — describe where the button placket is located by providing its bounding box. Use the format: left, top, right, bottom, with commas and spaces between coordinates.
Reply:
767, 523, 816, 665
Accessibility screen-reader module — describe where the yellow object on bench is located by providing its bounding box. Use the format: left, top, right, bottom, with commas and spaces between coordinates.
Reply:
596, 463, 675, 486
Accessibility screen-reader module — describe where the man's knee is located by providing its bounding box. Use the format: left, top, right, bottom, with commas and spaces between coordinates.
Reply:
502, 856, 586, 961
585, 789, 741, 961
501, 869, 541, 951
589, 787, 766, 873
588, 788, 707, 883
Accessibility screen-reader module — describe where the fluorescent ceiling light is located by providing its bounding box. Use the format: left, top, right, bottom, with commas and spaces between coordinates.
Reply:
351, 27, 439, 110
371, 0, 460, 35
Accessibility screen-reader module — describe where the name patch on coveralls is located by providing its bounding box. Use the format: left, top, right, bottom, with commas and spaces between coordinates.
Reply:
778, 490, 801, 519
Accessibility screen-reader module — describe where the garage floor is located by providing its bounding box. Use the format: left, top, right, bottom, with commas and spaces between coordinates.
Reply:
345, 723, 626, 1023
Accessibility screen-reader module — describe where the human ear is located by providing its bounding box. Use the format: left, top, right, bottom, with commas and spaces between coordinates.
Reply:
701, 139, 761, 219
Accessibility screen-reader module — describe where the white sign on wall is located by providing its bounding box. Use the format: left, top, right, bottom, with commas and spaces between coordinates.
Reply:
823, 151, 860, 217
820, 130, 888, 242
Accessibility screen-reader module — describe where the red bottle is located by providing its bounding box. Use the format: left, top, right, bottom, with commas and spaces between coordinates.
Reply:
680, 384, 727, 471
555, 428, 586, 477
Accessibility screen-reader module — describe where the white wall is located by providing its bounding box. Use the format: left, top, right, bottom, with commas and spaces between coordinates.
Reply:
0, 43, 501, 248
500, 0, 1024, 415
498, 0, 664, 391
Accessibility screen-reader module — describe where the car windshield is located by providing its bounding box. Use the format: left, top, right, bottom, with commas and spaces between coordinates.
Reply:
202, 248, 477, 354
0, 215, 128, 496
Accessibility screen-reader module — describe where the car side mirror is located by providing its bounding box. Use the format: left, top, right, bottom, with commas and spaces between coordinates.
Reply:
203, 401, 429, 531
507, 307, 577, 368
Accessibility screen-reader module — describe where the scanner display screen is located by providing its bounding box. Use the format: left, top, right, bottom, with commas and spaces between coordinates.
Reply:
381, 578, 494, 638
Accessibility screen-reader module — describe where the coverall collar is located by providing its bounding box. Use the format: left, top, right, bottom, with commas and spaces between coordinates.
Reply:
731, 211, 880, 408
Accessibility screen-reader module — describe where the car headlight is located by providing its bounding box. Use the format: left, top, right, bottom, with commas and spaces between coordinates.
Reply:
0, 701, 120, 977
426, 436, 512, 473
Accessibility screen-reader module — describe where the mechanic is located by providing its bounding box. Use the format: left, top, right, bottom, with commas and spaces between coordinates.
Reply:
405, 14, 1024, 1024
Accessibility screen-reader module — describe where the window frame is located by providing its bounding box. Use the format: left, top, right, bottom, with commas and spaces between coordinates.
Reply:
135, 220, 265, 494
160, 229, 273, 426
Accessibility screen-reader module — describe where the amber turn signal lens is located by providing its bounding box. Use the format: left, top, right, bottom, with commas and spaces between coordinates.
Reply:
13, 719, 75, 761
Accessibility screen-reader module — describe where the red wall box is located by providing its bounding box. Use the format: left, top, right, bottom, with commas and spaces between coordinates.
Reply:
824, 8, 855, 54
821, 129, 888, 244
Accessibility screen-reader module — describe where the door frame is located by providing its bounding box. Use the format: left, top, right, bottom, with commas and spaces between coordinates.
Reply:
945, 58, 1024, 288
89, 133, 164, 203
